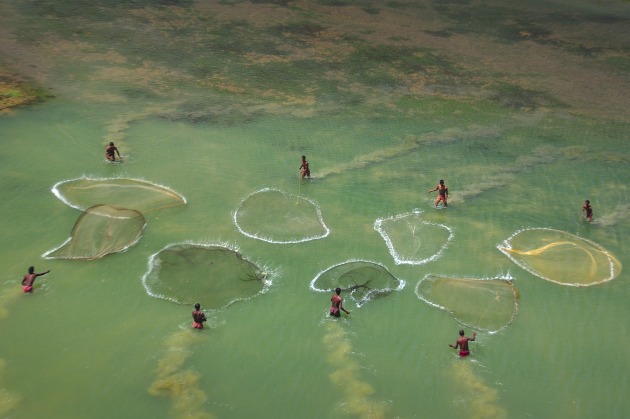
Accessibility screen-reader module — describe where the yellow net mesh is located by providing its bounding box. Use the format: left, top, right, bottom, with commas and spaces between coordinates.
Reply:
498, 228, 622, 286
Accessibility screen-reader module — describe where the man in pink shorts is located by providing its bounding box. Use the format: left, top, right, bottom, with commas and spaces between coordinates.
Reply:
192, 303, 207, 329
22, 266, 50, 293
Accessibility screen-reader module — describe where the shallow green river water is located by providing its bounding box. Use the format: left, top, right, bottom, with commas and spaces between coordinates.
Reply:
0, 1, 629, 418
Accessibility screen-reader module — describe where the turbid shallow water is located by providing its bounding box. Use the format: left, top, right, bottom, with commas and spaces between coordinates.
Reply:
0, 1, 629, 418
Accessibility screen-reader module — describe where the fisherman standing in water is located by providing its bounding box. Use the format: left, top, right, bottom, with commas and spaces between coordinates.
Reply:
449, 329, 476, 357
330, 288, 350, 317
582, 200, 593, 222
192, 303, 207, 329
22, 266, 50, 293
299, 155, 311, 179
428, 179, 448, 207
105, 142, 121, 162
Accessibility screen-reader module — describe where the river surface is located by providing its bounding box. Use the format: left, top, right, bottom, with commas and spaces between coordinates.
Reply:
1, 1, 629, 418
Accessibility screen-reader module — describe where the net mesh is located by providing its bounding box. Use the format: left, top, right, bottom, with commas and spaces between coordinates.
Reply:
374, 212, 453, 265
311, 261, 404, 307
52, 177, 186, 213
498, 228, 622, 286
43, 204, 145, 260
234, 188, 329, 243
142, 244, 268, 308
416, 275, 518, 333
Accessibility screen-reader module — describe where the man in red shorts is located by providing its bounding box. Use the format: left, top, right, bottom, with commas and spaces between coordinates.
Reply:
582, 199, 593, 222
22, 266, 50, 293
299, 155, 311, 179
330, 288, 350, 317
428, 179, 448, 207
449, 329, 476, 357
192, 303, 207, 329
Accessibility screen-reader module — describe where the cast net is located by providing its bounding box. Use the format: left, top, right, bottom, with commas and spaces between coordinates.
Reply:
233, 188, 330, 243
311, 260, 405, 307
498, 228, 622, 286
43, 205, 145, 260
415, 275, 518, 333
52, 177, 187, 213
142, 243, 269, 308
374, 212, 453, 265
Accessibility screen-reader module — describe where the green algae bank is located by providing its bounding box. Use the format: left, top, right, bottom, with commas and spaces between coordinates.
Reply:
0, 0, 629, 418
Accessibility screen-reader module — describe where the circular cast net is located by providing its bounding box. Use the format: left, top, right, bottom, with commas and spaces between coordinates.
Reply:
310, 260, 405, 307
52, 177, 187, 213
42, 205, 145, 260
142, 243, 269, 308
416, 275, 518, 333
233, 188, 330, 244
374, 212, 453, 265
498, 228, 622, 286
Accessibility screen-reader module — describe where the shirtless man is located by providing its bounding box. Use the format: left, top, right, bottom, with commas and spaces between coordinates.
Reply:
428, 179, 448, 207
22, 266, 50, 293
582, 200, 593, 222
449, 329, 476, 357
330, 287, 350, 317
299, 155, 310, 179
192, 303, 207, 329
105, 142, 121, 162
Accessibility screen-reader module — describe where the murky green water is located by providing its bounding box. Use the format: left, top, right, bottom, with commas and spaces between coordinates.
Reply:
1, 1, 629, 418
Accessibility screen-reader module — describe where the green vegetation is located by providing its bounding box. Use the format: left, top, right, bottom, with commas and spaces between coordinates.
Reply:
0, 74, 52, 111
